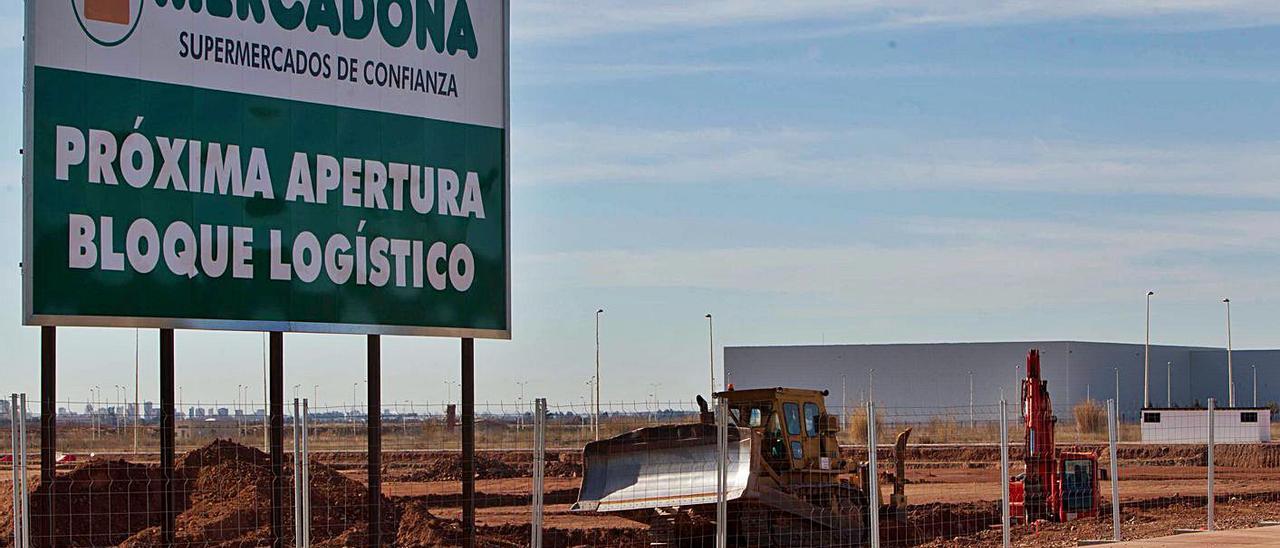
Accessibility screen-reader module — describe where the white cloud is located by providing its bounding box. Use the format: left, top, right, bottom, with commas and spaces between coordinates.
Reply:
514, 1, 1280, 42
519, 210, 1280, 314
514, 124, 1280, 199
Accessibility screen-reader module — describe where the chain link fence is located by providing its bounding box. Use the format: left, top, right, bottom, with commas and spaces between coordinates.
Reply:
3, 393, 1279, 546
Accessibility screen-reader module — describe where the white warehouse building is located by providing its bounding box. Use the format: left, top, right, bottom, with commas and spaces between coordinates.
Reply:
1140, 408, 1272, 444
723, 341, 1280, 422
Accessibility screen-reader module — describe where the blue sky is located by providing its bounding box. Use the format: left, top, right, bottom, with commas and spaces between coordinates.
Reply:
2, 2, 1279, 411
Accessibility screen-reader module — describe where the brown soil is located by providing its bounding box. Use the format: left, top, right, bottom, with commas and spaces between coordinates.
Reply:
843, 443, 1280, 468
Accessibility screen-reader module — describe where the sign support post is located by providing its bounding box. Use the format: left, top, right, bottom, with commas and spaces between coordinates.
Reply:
160, 329, 176, 546
269, 332, 284, 548
462, 338, 476, 548
39, 326, 55, 541
367, 335, 382, 548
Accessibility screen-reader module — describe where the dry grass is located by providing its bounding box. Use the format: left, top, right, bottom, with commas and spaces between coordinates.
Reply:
1073, 399, 1107, 435
844, 407, 887, 444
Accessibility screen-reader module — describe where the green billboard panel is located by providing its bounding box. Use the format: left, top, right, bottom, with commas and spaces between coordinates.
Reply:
24, 0, 510, 338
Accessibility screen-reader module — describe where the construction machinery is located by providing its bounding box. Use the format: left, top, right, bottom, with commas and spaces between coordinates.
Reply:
1009, 349, 1101, 523
572, 386, 911, 546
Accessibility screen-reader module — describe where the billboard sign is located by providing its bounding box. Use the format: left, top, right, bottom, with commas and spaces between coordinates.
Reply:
24, 0, 510, 338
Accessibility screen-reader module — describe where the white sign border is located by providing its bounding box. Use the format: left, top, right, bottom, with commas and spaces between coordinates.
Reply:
21, 0, 512, 341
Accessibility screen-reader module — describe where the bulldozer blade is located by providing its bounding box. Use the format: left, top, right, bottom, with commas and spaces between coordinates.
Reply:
572, 423, 754, 513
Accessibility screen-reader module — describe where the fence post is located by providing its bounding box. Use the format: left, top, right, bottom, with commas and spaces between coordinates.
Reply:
715, 396, 728, 548
18, 394, 30, 548
292, 399, 302, 548
999, 398, 1011, 548
1206, 397, 1215, 532
1108, 399, 1120, 541
10, 394, 20, 548
867, 401, 880, 548
531, 398, 546, 548
301, 398, 310, 548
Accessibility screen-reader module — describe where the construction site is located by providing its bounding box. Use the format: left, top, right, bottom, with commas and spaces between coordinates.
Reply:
4, 349, 1280, 547
9, 0, 1280, 547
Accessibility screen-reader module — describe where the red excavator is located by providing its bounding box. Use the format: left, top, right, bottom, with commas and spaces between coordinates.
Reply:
1009, 349, 1101, 523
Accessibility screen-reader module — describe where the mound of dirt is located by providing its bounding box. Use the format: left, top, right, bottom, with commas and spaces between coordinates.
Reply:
24, 459, 164, 547
396, 501, 524, 547
390, 454, 523, 482
906, 501, 1002, 544
124, 439, 397, 547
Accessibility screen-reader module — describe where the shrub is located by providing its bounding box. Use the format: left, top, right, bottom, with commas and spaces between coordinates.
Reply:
1074, 398, 1106, 434
847, 407, 886, 444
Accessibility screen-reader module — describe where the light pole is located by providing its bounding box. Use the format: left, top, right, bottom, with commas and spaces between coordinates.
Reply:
516, 381, 529, 430
313, 385, 319, 409
968, 371, 975, 428
1253, 365, 1258, 407
586, 376, 597, 439
841, 374, 847, 429
1145, 291, 1154, 408
706, 313, 716, 396
133, 328, 140, 453
1224, 298, 1235, 407
868, 368, 875, 404
595, 309, 603, 442
648, 382, 662, 422
1167, 361, 1172, 407
1114, 367, 1120, 421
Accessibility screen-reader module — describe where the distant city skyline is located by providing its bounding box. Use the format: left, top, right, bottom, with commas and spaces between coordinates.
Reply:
4, 3, 1280, 406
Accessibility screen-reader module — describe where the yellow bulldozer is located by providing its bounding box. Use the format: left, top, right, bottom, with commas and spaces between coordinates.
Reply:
572, 387, 912, 546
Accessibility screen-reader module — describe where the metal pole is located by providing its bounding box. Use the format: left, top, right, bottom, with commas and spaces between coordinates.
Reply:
461, 338, 476, 548
263, 333, 270, 451
11, 394, 21, 548
867, 400, 880, 548
999, 398, 1010, 548
594, 309, 602, 442
1207, 397, 1215, 532
1253, 365, 1257, 408
293, 398, 302, 548
1167, 362, 1172, 407
134, 329, 140, 454
160, 329, 176, 546
270, 332, 285, 548
367, 335, 382, 548
969, 371, 974, 428
707, 313, 716, 397
19, 395, 30, 548
1145, 291, 1153, 408
714, 396, 728, 548
39, 326, 55, 542
1224, 299, 1234, 408
531, 398, 546, 548
301, 398, 311, 548
1108, 399, 1120, 541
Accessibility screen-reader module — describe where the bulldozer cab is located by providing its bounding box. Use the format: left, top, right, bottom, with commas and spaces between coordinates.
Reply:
716, 387, 842, 474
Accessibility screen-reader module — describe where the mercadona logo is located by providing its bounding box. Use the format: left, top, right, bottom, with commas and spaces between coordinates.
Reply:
72, 0, 145, 47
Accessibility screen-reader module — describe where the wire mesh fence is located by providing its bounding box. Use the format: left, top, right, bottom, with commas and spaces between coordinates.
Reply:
3, 393, 1279, 546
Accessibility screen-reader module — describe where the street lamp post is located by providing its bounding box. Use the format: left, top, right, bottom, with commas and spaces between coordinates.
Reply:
595, 309, 603, 442
585, 376, 597, 439
1145, 291, 1154, 408
516, 381, 529, 430
1114, 367, 1120, 421
1167, 362, 1172, 407
706, 314, 716, 397
1224, 298, 1235, 407
969, 371, 974, 428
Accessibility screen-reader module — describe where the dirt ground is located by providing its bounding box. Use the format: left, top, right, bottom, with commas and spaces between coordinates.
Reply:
3, 441, 1279, 547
